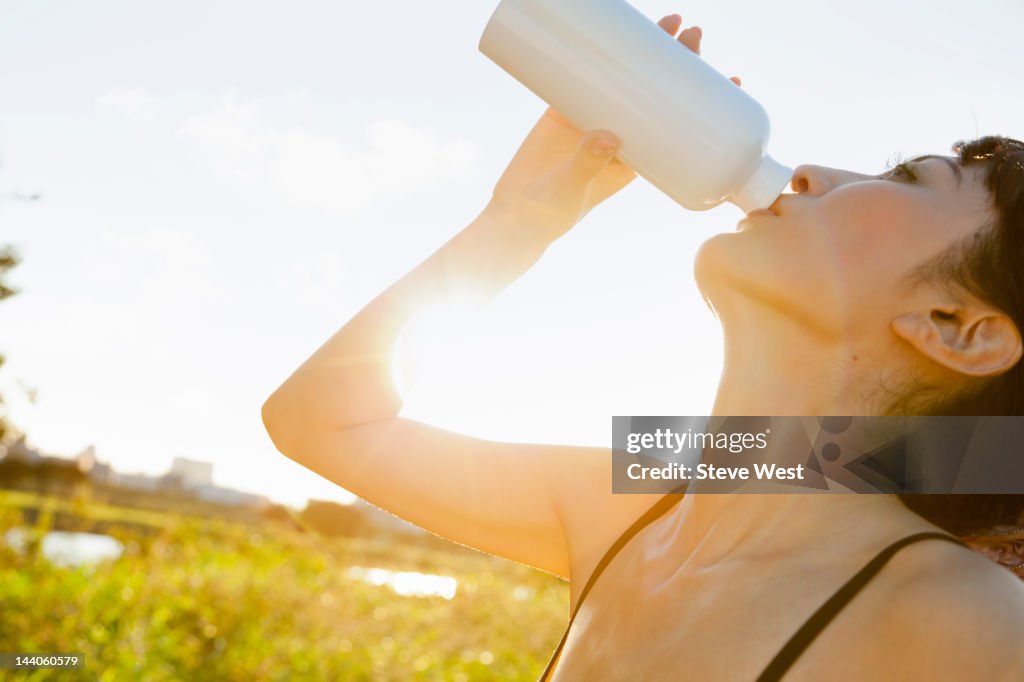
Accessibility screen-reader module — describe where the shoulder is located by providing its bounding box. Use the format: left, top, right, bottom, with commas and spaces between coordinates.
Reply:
881, 538, 1024, 678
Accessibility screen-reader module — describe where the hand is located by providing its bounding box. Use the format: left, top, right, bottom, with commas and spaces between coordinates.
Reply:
485, 14, 741, 239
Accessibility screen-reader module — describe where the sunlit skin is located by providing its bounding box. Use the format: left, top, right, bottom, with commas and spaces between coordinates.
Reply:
703, 155, 1021, 418
262, 13, 1024, 681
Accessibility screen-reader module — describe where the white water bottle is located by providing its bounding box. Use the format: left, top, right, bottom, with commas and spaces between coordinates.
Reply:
479, 0, 792, 213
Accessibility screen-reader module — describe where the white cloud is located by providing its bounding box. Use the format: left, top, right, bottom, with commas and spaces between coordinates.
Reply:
96, 88, 160, 120
177, 91, 480, 216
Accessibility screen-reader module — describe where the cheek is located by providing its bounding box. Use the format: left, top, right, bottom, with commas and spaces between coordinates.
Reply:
816, 188, 936, 285
694, 186, 946, 315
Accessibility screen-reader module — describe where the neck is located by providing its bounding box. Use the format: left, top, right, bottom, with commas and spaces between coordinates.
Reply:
687, 303, 923, 563
710, 302, 873, 416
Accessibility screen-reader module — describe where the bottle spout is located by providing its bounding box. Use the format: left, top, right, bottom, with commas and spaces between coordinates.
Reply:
730, 155, 792, 214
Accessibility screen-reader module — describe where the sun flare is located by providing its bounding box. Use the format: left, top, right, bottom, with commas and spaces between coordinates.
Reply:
391, 301, 487, 404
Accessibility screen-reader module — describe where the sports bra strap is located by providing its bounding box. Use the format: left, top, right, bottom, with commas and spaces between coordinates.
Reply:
539, 488, 686, 681
755, 531, 966, 682
540, 503, 964, 682
572, 489, 687, 620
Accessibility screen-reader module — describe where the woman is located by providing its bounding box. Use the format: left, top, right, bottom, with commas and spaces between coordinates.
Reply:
262, 14, 1024, 681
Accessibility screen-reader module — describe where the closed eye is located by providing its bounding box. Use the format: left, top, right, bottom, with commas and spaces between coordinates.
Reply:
880, 161, 918, 182
879, 154, 962, 185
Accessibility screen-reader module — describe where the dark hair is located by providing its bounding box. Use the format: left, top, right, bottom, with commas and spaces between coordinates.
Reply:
897, 136, 1024, 533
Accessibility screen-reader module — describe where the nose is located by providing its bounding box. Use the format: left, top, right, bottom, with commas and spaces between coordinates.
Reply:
789, 164, 872, 196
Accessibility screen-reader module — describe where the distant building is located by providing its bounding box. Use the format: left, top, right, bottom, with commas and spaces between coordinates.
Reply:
0, 441, 269, 509
88, 461, 113, 482
4, 436, 43, 464
70, 445, 114, 484
74, 445, 97, 470
169, 457, 213, 489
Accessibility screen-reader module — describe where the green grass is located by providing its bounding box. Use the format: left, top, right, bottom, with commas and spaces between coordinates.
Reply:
0, 493, 569, 681
1, 489, 175, 529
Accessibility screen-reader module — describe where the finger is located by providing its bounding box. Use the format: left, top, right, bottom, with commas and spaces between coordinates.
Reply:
730, 76, 742, 87
678, 25, 701, 55
657, 14, 682, 37
557, 130, 619, 198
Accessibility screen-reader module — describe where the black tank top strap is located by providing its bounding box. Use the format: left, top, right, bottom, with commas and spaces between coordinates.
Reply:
571, 488, 687, 619
756, 531, 966, 682
538, 487, 687, 681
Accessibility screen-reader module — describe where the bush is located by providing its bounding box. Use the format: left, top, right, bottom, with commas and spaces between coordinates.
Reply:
0, 496, 568, 681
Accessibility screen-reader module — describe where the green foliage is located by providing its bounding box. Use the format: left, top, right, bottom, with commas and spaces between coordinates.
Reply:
0, 244, 20, 443
0, 495, 568, 681
0, 245, 18, 303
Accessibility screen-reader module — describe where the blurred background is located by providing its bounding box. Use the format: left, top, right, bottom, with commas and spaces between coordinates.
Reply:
1, 0, 1022, 679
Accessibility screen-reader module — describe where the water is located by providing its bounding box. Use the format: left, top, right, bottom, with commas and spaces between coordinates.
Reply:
345, 566, 458, 600
4, 528, 124, 567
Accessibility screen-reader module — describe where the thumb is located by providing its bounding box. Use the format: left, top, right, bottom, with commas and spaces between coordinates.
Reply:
553, 130, 619, 199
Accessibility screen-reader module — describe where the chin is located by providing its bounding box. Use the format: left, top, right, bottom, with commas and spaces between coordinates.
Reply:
693, 232, 749, 315
693, 231, 820, 324
693, 231, 766, 294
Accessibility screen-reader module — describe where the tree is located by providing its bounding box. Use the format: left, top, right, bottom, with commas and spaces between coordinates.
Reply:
299, 499, 371, 538
0, 244, 21, 443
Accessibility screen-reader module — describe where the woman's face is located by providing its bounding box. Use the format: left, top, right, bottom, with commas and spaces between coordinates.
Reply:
695, 154, 995, 337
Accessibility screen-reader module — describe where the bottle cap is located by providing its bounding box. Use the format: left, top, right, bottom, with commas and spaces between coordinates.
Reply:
730, 155, 792, 214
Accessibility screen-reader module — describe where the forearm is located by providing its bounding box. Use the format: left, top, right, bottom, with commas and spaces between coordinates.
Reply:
262, 204, 557, 443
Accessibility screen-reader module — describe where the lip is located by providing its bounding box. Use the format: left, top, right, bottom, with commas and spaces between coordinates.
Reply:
736, 207, 777, 230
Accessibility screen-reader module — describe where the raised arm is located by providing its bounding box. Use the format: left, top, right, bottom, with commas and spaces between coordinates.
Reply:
262, 14, 709, 586
261, 108, 644, 576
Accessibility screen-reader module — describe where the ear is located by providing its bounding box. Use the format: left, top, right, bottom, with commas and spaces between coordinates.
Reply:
891, 303, 1023, 378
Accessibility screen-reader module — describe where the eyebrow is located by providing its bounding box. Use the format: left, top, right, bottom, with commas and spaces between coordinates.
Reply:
907, 154, 963, 185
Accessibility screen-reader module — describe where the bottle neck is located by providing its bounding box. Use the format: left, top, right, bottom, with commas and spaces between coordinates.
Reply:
730, 155, 792, 214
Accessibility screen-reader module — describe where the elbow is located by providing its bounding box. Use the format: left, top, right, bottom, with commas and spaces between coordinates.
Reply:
261, 387, 305, 459
262, 372, 385, 459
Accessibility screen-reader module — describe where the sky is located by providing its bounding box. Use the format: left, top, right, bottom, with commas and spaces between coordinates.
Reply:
1, 0, 1022, 507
